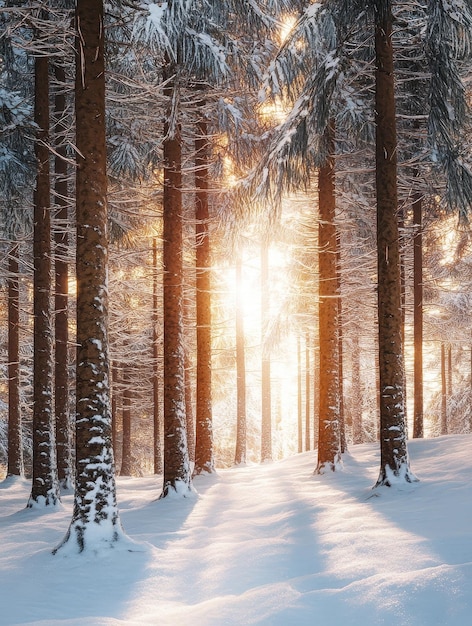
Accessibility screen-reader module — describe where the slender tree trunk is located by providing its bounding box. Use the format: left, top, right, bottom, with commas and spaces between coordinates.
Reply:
7, 243, 23, 478
120, 364, 132, 476
161, 61, 192, 497
55, 0, 125, 552
351, 332, 363, 444
337, 243, 346, 454
316, 121, 341, 473
152, 238, 163, 474
184, 340, 195, 464
234, 257, 247, 465
305, 332, 310, 451
53, 61, 72, 488
193, 114, 214, 474
413, 192, 424, 438
111, 361, 119, 456
374, 2, 416, 486
447, 343, 452, 398
28, 48, 60, 508
297, 335, 303, 453
441, 342, 448, 435
260, 238, 272, 462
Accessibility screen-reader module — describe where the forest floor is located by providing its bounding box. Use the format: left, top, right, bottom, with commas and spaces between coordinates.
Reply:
1, 434, 471, 625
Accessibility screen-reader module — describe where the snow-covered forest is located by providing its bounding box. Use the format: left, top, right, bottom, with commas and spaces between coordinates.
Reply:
1, 0, 472, 618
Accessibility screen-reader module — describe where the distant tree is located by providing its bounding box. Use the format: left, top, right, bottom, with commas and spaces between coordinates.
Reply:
234, 256, 247, 465
55, 0, 126, 552
260, 237, 272, 462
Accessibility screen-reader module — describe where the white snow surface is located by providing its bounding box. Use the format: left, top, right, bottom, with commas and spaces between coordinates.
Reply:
1, 434, 472, 625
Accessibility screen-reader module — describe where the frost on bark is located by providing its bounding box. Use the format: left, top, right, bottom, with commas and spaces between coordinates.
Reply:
374, 1, 417, 487
316, 122, 341, 474
193, 115, 215, 476
161, 62, 193, 497
28, 51, 60, 508
54, 0, 126, 552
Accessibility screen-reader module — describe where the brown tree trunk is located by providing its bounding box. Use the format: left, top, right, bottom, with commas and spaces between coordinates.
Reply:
374, 2, 416, 486
161, 61, 192, 497
234, 257, 247, 465
7, 243, 23, 478
193, 114, 214, 474
305, 332, 311, 452
337, 243, 346, 454
351, 332, 363, 444
316, 121, 341, 473
184, 337, 195, 464
53, 61, 72, 488
297, 335, 303, 453
441, 342, 448, 435
413, 192, 424, 438
260, 238, 272, 462
28, 49, 60, 507
152, 238, 163, 474
120, 364, 132, 476
55, 0, 124, 552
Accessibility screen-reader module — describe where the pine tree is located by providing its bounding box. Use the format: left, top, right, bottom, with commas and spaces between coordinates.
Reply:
55, 0, 127, 553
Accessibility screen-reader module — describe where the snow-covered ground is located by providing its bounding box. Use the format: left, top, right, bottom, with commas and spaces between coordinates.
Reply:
1, 434, 471, 625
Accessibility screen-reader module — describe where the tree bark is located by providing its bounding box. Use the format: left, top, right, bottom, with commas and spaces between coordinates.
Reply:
234, 257, 247, 465
374, 2, 416, 486
53, 61, 72, 488
54, 0, 124, 552
7, 243, 23, 478
413, 191, 424, 438
316, 121, 341, 473
152, 238, 163, 474
161, 61, 192, 497
260, 238, 272, 462
28, 48, 60, 507
193, 114, 214, 474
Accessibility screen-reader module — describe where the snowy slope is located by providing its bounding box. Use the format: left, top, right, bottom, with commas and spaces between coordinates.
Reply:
1, 435, 471, 625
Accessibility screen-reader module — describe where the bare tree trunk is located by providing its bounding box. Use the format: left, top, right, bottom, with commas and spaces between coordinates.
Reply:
260, 238, 272, 462
413, 192, 424, 438
120, 364, 132, 476
193, 114, 214, 474
305, 332, 311, 451
7, 243, 23, 478
28, 47, 60, 507
316, 121, 341, 473
441, 342, 448, 435
374, 1, 416, 486
55, 0, 125, 552
351, 332, 363, 444
297, 335, 303, 453
152, 238, 163, 474
234, 257, 247, 465
53, 61, 72, 488
161, 61, 192, 497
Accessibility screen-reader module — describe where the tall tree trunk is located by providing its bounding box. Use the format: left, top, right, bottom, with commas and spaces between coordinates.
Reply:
234, 257, 247, 465
413, 192, 424, 438
161, 61, 192, 497
441, 342, 448, 435
7, 243, 23, 478
305, 332, 311, 451
120, 364, 132, 476
152, 238, 163, 474
374, 1, 416, 486
351, 332, 363, 444
28, 48, 60, 507
184, 339, 195, 464
53, 61, 72, 488
193, 114, 214, 474
337, 243, 346, 454
297, 335, 303, 453
260, 238, 272, 462
55, 0, 125, 552
316, 121, 341, 473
